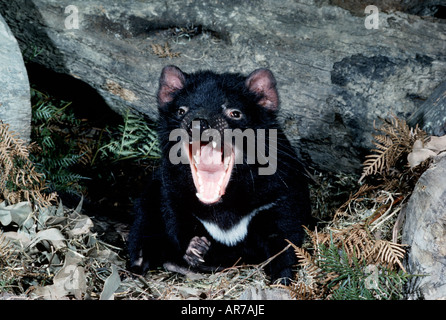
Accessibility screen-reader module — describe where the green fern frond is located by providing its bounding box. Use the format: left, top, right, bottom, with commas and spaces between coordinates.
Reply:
314, 239, 412, 300
33, 103, 56, 121
96, 109, 161, 162
30, 88, 89, 194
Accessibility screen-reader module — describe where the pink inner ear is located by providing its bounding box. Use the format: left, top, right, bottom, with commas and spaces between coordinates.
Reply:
246, 69, 279, 111
158, 66, 185, 107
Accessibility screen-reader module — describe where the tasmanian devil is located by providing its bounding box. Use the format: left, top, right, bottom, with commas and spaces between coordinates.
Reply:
127, 65, 312, 283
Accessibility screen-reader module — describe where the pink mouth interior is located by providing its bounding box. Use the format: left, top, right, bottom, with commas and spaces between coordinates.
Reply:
186, 142, 234, 204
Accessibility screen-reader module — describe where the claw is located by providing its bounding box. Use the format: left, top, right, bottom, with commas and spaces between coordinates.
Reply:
190, 248, 205, 262
184, 236, 211, 267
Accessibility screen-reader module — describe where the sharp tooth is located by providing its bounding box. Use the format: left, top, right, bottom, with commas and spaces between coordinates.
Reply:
193, 154, 200, 164
212, 141, 217, 149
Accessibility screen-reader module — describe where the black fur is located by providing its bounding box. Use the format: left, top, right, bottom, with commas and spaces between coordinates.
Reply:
127, 66, 312, 283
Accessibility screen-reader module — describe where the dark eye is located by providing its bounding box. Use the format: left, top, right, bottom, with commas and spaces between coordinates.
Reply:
228, 109, 242, 119
177, 106, 188, 116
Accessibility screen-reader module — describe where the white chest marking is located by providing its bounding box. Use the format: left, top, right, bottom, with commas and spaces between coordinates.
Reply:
198, 202, 276, 247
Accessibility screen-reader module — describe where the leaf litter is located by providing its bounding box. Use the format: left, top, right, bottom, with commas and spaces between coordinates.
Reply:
0, 196, 291, 300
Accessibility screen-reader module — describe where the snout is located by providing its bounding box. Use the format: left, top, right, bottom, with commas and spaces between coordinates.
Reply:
187, 118, 211, 137
183, 113, 229, 140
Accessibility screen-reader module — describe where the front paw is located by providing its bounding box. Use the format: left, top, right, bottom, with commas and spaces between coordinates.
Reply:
129, 249, 150, 275
183, 236, 211, 268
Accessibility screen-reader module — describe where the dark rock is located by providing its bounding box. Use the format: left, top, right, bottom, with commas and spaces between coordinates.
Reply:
1, 0, 446, 172
408, 80, 446, 136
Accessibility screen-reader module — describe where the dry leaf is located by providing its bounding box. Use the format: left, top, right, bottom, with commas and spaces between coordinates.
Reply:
0, 201, 33, 228
408, 135, 446, 168
3, 230, 32, 249
33, 252, 87, 300
407, 140, 437, 167
67, 215, 93, 237
28, 228, 66, 250
425, 135, 446, 152
100, 265, 121, 300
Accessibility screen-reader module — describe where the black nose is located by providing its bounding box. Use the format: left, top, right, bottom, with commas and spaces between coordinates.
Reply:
188, 118, 210, 135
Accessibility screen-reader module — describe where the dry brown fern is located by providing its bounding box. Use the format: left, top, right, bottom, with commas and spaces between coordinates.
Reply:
286, 239, 319, 276
0, 231, 13, 264
0, 230, 16, 290
372, 240, 406, 271
0, 122, 57, 207
286, 281, 320, 300
359, 115, 427, 183
286, 222, 408, 299
304, 224, 406, 270
285, 239, 326, 299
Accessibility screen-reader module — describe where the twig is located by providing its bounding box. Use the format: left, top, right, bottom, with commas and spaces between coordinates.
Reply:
371, 207, 402, 233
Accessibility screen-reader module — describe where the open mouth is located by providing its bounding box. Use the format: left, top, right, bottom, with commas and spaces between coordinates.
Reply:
184, 140, 235, 204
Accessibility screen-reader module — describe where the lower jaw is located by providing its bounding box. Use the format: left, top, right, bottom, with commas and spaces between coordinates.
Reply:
195, 192, 222, 204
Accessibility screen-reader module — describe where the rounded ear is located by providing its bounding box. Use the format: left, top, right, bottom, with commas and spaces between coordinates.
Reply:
157, 65, 186, 108
245, 68, 279, 111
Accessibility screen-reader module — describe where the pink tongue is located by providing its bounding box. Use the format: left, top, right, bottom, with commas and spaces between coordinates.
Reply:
198, 143, 223, 167
196, 143, 225, 201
